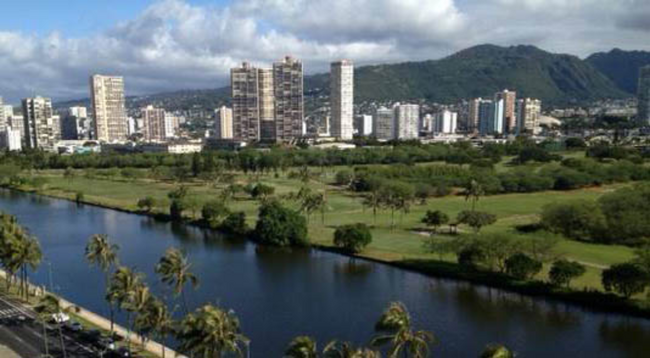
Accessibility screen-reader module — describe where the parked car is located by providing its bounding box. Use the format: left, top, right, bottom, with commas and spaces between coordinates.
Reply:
97, 336, 116, 351
64, 320, 83, 332
109, 347, 132, 357
50, 312, 70, 324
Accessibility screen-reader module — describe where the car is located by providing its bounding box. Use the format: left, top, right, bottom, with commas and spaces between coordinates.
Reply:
96, 336, 116, 351
63, 320, 83, 332
108, 347, 132, 357
80, 329, 102, 343
50, 312, 70, 324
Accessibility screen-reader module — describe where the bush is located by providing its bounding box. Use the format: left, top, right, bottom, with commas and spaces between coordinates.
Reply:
220, 212, 249, 236
334, 169, 354, 186
456, 211, 497, 233
254, 200, 309, 247
602, 263, 649, 298
137, 196, 156, 213
201, 200, 230, 228
75, 191, 84, 204
170, 199, 186, 221
251, 183, 275, 200
457, 246, 485, 270
504, 253, 542, 280
333, 223, 372, 254
540, 200, 607, 242
549, 260, 586, 287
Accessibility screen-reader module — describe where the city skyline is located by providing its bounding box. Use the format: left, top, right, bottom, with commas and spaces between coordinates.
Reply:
0, 0, 649, 102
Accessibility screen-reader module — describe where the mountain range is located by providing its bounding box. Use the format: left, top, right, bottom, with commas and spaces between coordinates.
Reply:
55, 44, 650, 111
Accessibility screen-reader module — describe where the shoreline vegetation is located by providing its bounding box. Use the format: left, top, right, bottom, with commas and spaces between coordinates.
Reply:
5, 184, 650, 320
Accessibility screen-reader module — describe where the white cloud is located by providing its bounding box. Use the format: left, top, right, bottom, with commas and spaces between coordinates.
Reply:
0, 0, 648, 102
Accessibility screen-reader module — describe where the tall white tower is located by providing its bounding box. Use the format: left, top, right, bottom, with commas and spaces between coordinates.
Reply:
330, 60, 354, 140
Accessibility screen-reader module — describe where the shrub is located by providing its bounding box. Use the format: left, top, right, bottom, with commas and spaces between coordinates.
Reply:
602, 263, 649, 298
75, 191, 85, 204
549, 260, 586, 287
220, 212, 249, 236
333, 223, 372, 254
504, 253, 542, 280
334, 169, 354, 186
456, 211, 497, 233
251, 183, 275, 200
457, 246, 485, 270
170, 199, 186, 221
254, 200, 309, 247
201, 200, 230, 228
137, 196, 156, 213
540, 200, 607, 242
421, 210, 449, 233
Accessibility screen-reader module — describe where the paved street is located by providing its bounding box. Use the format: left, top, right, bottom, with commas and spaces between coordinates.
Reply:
0, 295, 102, 358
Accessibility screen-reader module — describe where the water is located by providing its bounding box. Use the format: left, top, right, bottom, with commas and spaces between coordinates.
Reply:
0, 189, 649, 357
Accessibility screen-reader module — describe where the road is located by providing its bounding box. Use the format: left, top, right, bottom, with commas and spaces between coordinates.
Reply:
0, 295, 102, 358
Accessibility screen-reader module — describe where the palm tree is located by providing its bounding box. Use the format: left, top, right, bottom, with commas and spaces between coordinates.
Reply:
124, 283, 151, 350
134, 296, 174, 358
85, 234, 119, 332
371, 302, 435, 358
480, 344, 514, 358
107, 266, 144, 351
155, 247, 198, 314
12, 236, 42, 300
464, 180, 484, 212
362, 190, 383, 225
324, 341, 381, 358
285, 336, 318, 358
34, 294, 68, 358
176, 304, 248, 358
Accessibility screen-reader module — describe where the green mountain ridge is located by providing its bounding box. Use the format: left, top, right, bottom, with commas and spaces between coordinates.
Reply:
54, 44, 633, 110
586, 48, 650, 94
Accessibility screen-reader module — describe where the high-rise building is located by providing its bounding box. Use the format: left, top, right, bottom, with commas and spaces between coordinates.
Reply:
258, 68, 275, 141
373, 107, 395, 140
90, 75, 128, 142
164, 113, 179, 139
354, 115, 373, 136
215, 106, 233, 139
494, 89, 517, 134
231, 62, 262, 142
467, 99, 481, 132
477, 99, 495, 135
330, 60, 354, 140
0, 127, 22, 151
273, 56, 304, 142
517, 98, 542, 134
61, 106, 88, 140
0, 97, 6, 132
142, 106, 169, 142
22, 96, 58, 151
434, 110, 458, 134
638, 66, 650, 125
395, 104, 420, 140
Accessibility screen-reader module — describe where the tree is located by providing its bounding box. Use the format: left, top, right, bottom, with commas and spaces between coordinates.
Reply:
202, 200, 230, 228
549, 260, 586, 288
421, 210, 449, 234
170, 199, 187, 221
540, 200, 607, 242
333, 224, 372, 254
85, 234, 119, 333
252, 183, 275, 200
135, 297, 173, 358
323, 341, 380, 358
602, 263, 649, 298
107, 266, 144, 352
464, 179, 484, 211
504, 253, 542, 280
456, 211, 497, 233
176, 304, 248, 358
220, 212, 249, 236
371, 302, 435, 358
34, 294, 68, 358
480, 344, 514, 358
423, 238, 458, 261
362, 190, 383, 224
137, 196, 156, 213
301, 193, 326, 223
155, 247, 199, 314
255, 200, 309, 247
124, 282, 151, 350
285, 336, 318, 358
380, 182, 415, 229
63, 167, 75, 183
75, 191, 84, 204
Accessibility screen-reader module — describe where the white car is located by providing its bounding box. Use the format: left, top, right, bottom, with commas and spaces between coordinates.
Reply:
50, 313, 70, 324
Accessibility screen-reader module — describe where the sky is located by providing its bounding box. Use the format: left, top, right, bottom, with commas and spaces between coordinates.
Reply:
0, 0, 649, 103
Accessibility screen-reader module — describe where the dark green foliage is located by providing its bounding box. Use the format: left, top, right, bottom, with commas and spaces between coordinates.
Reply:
456, 211, 497, 233
254, 201, 309, 247
540, 200, 607, 242
251, 183, 275, 200
333, 224, 373, 254
504, 253, 542, 280
457, 246, 485, 270
334, 169, 354, 186
75, 191, 84, 204
586, 48, 650, 94
421, 210, 449, 233
170, 199, 186, 221
602, 263, 649, 298
219, 212, 249, 236
137, 196, 156, 213
513, 146, 561, 164
598, 184, 650, 245
564, 137, 587, 149
201, 200, 230, 228
549, 260, 586, 287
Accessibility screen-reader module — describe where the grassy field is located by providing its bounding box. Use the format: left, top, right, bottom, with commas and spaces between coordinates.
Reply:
24, 165, 638, 295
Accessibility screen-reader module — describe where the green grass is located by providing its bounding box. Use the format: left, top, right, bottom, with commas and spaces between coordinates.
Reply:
26, 168, 638, 294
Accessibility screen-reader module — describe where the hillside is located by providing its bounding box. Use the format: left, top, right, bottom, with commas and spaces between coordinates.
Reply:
307, 45, 627, 105
586, 48, 650, 94
55, 44, 631, 110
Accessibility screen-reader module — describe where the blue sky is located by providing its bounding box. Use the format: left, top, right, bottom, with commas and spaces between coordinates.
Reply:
0, 0, 648, 103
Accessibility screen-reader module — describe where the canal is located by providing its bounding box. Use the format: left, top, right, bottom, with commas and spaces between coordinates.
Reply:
0, 189, 649, 357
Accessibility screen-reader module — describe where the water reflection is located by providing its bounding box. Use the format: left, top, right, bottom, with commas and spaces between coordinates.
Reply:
333, 260, 374, 277
599, 320, 650, 358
